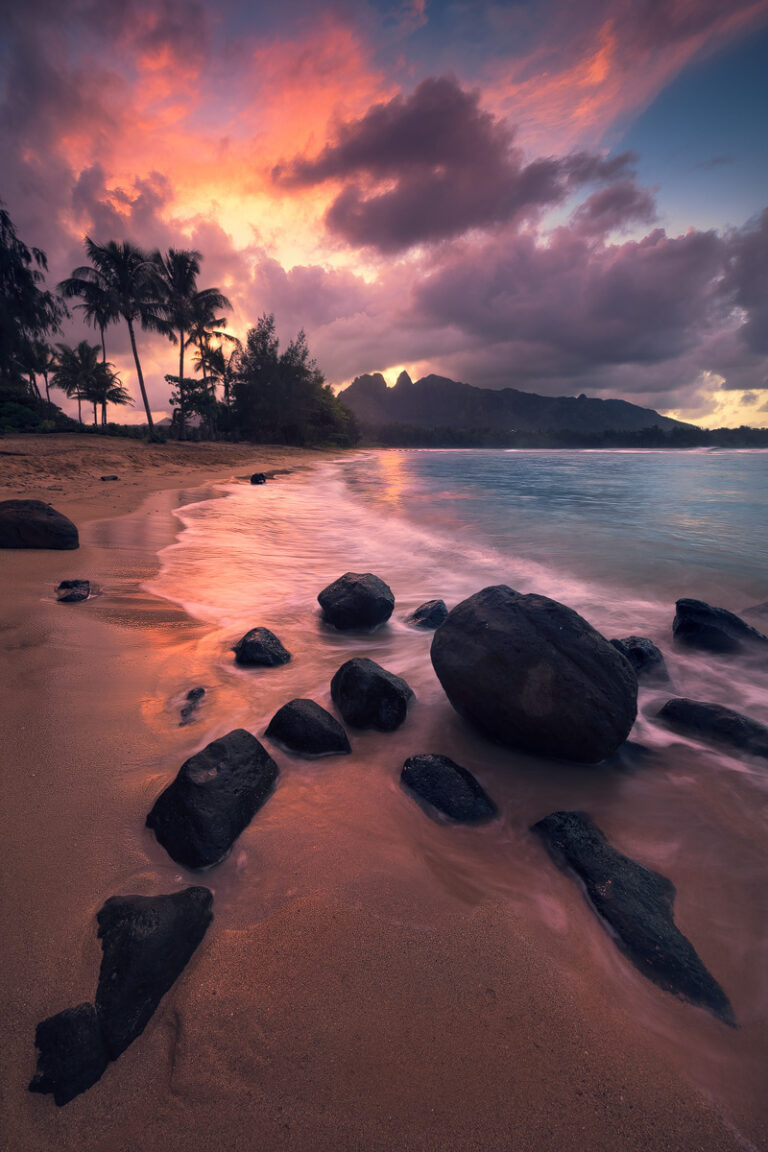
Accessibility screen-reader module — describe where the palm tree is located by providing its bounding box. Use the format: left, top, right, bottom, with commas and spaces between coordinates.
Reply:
59, 268, 119, 363
89, 364, 133, 426
152, 248, 231, 438
66, 239, 171, 429
51, 341, 102, 423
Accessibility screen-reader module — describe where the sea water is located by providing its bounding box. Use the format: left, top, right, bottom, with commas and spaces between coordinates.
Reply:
147, 448, 768, 1131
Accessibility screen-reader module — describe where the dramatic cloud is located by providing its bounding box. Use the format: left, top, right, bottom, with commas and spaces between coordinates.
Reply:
570, 180, 658, 236
274, 76, 635, 251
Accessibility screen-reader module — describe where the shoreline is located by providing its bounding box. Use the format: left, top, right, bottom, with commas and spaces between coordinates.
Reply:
1, 439, 764, 1152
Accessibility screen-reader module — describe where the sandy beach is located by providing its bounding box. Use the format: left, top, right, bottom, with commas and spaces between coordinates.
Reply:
1, 436, 765, 1152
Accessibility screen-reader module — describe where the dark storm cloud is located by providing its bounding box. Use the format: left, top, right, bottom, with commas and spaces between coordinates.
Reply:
571, 180, 658, 236
274, 76, 635, 251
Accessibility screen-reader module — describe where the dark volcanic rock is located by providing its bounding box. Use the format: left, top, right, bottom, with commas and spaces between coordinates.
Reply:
431, 586, 637, 763
95, 887, 213, 1060
233, 627, 291, 667
179, 686, 205, 726
318, 571, 394, 630
0, 499, 78, 549
610, 636, 668, 681
250, 472, 266, 485
406, 599, 448, 629
100, 474, 119, 481
657, 698, 768, 760
146, 729, 279, 868
672, 598, 768, 654
29, 1003, 108, 1106
56, 579, 90, 603
330, 657, 413, 731
265, 698, 351, 757
531, 811, 734, 1024
401, 754, 498, 823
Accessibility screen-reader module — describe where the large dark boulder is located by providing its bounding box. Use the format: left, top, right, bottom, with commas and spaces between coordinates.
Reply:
56, 579, 90, 603
29, 1003, 108, 1107
532, 811, 734, 1024
95, 887, 213, 1060
401, 754, 498, 823
0, 499, 78, 549
406, 599, 448, 629
610, 635, 668, 681
146, 729, 279, 868
233, 627, 291, 667
431, 586, 637, 763
318, 571, 395, 630
330, 657, 413, 731
265, 698, 351, 757
672, 598, 768, 655
657, 698, 768, 760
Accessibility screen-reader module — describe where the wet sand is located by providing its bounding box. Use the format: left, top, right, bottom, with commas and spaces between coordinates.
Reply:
1, 439, 765, 1152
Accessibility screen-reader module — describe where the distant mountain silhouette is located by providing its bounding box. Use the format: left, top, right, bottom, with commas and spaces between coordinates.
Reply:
338, 371, 688, 433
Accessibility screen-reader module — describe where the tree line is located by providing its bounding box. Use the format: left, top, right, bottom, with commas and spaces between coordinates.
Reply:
361, 421, 768, 449
0, 200, 359, 446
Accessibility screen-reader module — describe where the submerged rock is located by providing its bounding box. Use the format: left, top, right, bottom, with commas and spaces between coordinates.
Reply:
401, 754, 498, 823
330, 657, 413, 731
95, 887, 213, 1060
431, 586, 637, 763
179, 686, 205, 726
531, 811, 734, 1024
405, 599, 448, 629
29, 1003, 108, 1107
672, 598, 768, 655
0, 499, 78, 549
318, 571, 394, 630
250, 472, 266, 485
56, 579, 90, 603
609, 636, 668, 681
146, 729, 279, 868
657, 698, 768, 760
265, 698, 351, 757
742, 601, 768, 624
233, 627, 291, 667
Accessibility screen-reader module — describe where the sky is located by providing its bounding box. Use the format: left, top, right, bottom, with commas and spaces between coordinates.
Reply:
1, 0, 768, 427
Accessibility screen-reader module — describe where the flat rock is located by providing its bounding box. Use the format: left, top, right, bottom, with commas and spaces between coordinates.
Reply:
318, 572, 394, 630
265, 698, 351, 757
401, 754, 498, 823
657, 697, 768, 760
610, 636, 668, 681
95, 887, 213, 1060
0, 499, 78, 549
406, 599, 448, 629
29, 1003, 108, 1107
146, 729, 279, 868
56, 579, 90, 603
100, 474, 119, 481
179, 686, 205, 726
330, 657, 413, 731
233, 627, 291, 667
672, 598, 768, 654
431, 586, 637, 763
531, 811, 734, 1024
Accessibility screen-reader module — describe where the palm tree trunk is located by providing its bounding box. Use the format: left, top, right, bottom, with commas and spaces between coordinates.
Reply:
99, 324, 106, 363
93, 402, 98, 426
126, 317, 154, 430
77, 394, 82, 423
178, 328, 186, 440
101, 401, 107, 426
43, 372, 50, 404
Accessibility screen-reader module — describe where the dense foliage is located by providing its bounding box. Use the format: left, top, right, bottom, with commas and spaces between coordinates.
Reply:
361, 422, 768, 449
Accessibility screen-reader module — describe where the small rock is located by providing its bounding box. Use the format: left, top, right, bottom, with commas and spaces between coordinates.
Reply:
672, 598, 768, 654
100, 475, 119, 482
146, 729, 279, 868
0, 499, 78, 549
531, 811, 734, 1024
95, 887, 213, 1060
330, 657, 413, 731
401, 754, 498, 823
265, 698, 351, 757
56, 579, 90, 603
318, 572, 395, 630
29, 1003, 108, 1107
657, 698, 768, 760
179, 686, 205, 726
406, 599, 448, 629
610, 636, 668, 681
250, 472, 266, 485
431, 586, 637, 763
233, 627, 291, 667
